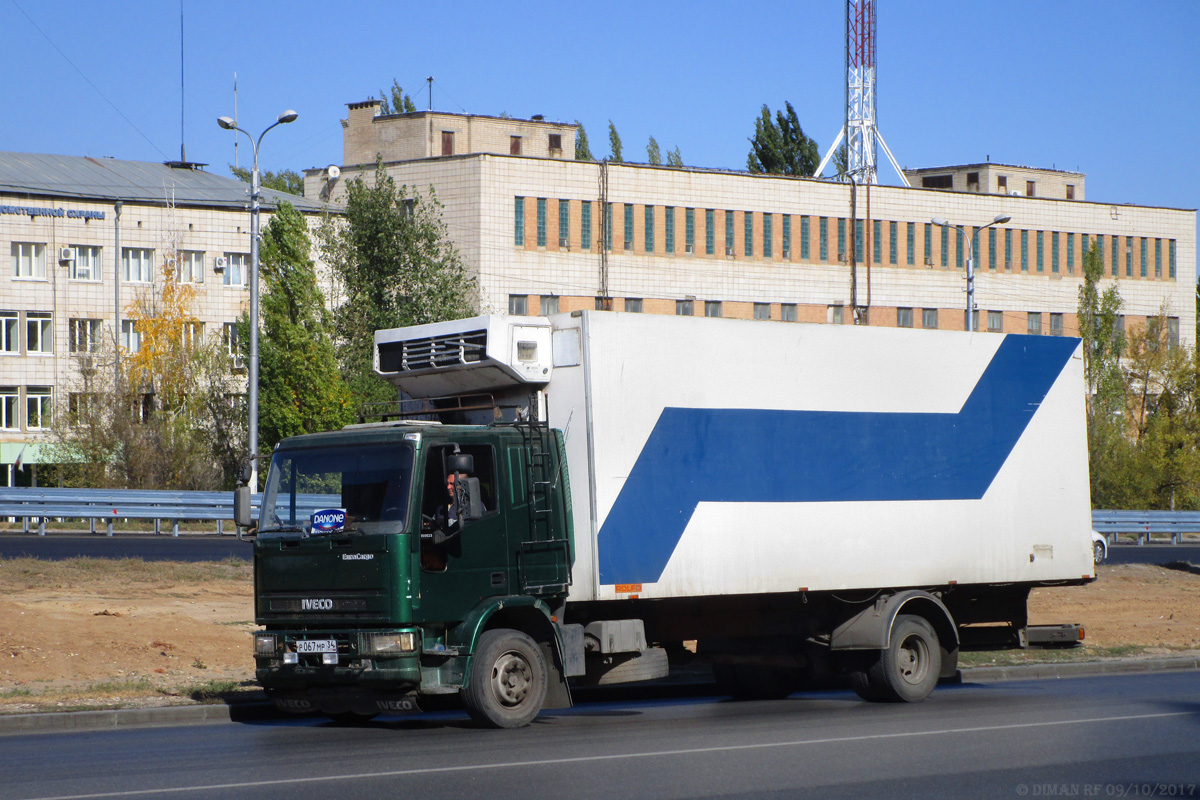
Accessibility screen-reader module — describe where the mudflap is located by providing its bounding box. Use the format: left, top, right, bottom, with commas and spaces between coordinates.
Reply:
268, 689, 422, 717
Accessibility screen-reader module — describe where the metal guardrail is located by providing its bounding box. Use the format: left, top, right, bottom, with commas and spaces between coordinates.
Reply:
0, 488, 337, 537
1091, 510, 1200, 545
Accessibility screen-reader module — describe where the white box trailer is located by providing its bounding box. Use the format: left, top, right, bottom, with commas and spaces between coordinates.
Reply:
246, 309, 1092, 726
377, 310, 1094, 605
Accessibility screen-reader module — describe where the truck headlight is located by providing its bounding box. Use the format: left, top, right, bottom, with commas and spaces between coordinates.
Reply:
368, 632, 417, 654
254, 633, 277, 656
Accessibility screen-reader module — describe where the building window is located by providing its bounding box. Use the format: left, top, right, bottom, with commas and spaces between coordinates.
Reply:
897, 308, 913, 328
1140, 238, 1147, 278
685, 208, 695, 254
1005, 229, 1013, 270
1021, 230, 1029, 272
874, 219, 883, 264
26, 387, 51, 430
1027, 312, 1042, 335
69, 318, 101, 353
725, 211, 734, 256
68, 392, 98, 427
222, 323, 242, 370
508, 294, 529, 315
1170, 240, 1176, 279
26, 312, 52, 354
922, 308, 938, 329
604, 203, 613, 251
1066, 184, 1075, 200
856, 219, 865, 263
1052, 231, 1059, 273
988, 310, 1003, 333
763, 213, 772, 258
1067, 233, 1075, 273
889, 221, 898, 265
1126, 236, 1133, 277
956, 227, 964, 269
0, 387, 17, 429
441, 131, 454, 156
122, 247, 154, 283
1, 312, 17, 353
558, 200, 569, 248
744, 212, 754, 258
182, 321, 203, 350
988, 228, 996, 271
223, 252, 248, 286
1155, 239, 1162, 278
705, 301, 723, 318
967, 172, 980, 192
540, 295, 559, 315
838, 218, 847, 261
998, 176, 1008, 193
676, 299, 693, 316
580, 201, 592, 251
624, 204, 634, 250
940, 224, 949, 268
907, 222, 915, 266
754, 302, 771, 320
1111, 235, 1119, 277
1037, 231, 1044, 273
624, 298, 643, 313
121, 320, 140, 353
645, 205, 655, 253
924, 223, 933, 266
70, 245, 102, 281
665, 207, 675, 254
922, 175, 953, 189
830, 305, 844, 325
548, 133, 562, 153
782, 215, 791, 260
705, 209, 715, 255
179, 250, 205, 284
1050, 313, 1064, 336
514, 197, 525, 245
820, 217, 829, 261
801, 216, 810, 261
12, 242, 46, 279
536, 198, 547, 247
1026, 181, 1036, 197
510, 136, 522, 156
781, 303, 797, 322
1168, 317, 1180, 348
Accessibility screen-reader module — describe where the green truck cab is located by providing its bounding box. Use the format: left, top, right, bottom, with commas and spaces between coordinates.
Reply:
236, 418, 574, 727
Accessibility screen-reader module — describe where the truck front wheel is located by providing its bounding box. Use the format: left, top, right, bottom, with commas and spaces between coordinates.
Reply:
850, 614, 941, 703
462, 629, 547, 728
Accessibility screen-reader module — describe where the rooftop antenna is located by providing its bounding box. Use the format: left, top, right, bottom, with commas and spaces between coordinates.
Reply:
233, 72, 239, 169
814, 0, 908, 186
166, 0, 206, 169
427, 76, 433, 111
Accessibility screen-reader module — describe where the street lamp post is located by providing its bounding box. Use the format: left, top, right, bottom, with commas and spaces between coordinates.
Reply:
217, 109, 298, 489
931, 214, 1011, 332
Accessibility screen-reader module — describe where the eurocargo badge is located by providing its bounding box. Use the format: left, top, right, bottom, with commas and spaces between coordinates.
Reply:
311, 508, 347, 533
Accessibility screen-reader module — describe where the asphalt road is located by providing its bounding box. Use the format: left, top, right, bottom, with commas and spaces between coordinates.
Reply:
2, 671, 1198, 800
3, 534, 1198, 566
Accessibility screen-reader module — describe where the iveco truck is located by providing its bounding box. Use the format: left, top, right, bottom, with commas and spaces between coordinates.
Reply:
235, 311, 1094, 727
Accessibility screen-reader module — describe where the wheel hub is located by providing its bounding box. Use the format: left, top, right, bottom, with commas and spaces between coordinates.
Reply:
491, 651, 532, 707
897, 634, 929, 685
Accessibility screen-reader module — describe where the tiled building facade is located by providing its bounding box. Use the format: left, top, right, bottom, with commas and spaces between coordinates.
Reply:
0, 153, 327, 483
307, 106, 1195, 350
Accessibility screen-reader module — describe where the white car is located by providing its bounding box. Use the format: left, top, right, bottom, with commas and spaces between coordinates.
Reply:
1091, 530, 1108, 565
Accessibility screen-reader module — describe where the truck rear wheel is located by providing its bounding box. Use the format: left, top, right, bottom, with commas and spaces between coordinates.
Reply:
851, 614, 941, 703
462, 629, 547, 728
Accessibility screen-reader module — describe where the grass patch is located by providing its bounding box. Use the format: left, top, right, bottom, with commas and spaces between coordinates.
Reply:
959, 644, 1165, 668
170, 680, 262, 704
0, 557, 252, 589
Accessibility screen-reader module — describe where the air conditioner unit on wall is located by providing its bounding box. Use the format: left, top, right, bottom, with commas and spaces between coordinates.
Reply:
59, 247, 75, 262
213, 256, 228, 273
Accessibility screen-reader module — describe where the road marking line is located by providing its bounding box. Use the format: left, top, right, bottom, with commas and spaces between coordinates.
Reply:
17, 710, 1196, 800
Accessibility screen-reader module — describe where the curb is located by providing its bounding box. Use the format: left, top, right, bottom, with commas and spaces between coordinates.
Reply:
3, 656, 1198, 736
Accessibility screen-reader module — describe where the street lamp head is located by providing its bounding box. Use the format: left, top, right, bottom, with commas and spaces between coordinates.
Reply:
216, 116, 237, 130
993, 214, 1012, 225
277, 110, 299, 124
931, 217, 949, 227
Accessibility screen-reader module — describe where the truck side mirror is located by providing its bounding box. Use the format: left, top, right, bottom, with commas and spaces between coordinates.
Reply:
448, 453, 474, 474
237, 459, 254, 486
234, 485, 253, 529
455, 476, 484, 522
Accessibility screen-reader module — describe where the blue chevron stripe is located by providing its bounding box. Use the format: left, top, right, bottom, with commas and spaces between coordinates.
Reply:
596, 335, 1079, 585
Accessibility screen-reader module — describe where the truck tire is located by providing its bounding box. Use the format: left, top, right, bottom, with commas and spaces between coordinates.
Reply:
851, 614, 941, 703
461, 629, 547, 728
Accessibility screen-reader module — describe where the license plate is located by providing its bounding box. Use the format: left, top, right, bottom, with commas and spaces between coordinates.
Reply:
296, 639, 337, 654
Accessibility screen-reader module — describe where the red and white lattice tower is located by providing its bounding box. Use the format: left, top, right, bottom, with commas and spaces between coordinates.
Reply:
815, 0, 908, 185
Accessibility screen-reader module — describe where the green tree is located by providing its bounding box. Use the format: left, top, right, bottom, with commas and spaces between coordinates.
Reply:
378, 79, 417, 115
252, 202, 354, 454
646, 136, 662, 166
666, 146, 683, 167
575, 121, 593, 161
607, 120, 624, 163
1077, 243, 1125, 407
318, 158, 478, 406
747, 101, 819, 176
230, 165, 304, 196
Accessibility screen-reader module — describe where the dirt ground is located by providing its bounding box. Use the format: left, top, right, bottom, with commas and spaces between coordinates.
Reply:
1, 559, 1198, 715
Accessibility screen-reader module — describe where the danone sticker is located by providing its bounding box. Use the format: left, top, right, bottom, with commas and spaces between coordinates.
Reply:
311, 508, 347, 533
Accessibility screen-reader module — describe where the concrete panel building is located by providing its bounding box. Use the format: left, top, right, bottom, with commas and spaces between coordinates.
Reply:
306, 102, 1194, 349
0, 152, 327, 484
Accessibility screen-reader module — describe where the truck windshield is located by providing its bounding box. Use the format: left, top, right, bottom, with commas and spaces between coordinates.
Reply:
259, 443, 414, 536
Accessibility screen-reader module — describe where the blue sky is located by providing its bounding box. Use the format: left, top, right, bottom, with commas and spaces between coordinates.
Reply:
2, 0, 1197, 225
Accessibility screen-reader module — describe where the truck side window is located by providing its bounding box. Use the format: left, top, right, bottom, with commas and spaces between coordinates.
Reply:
419, 445, 498, 572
